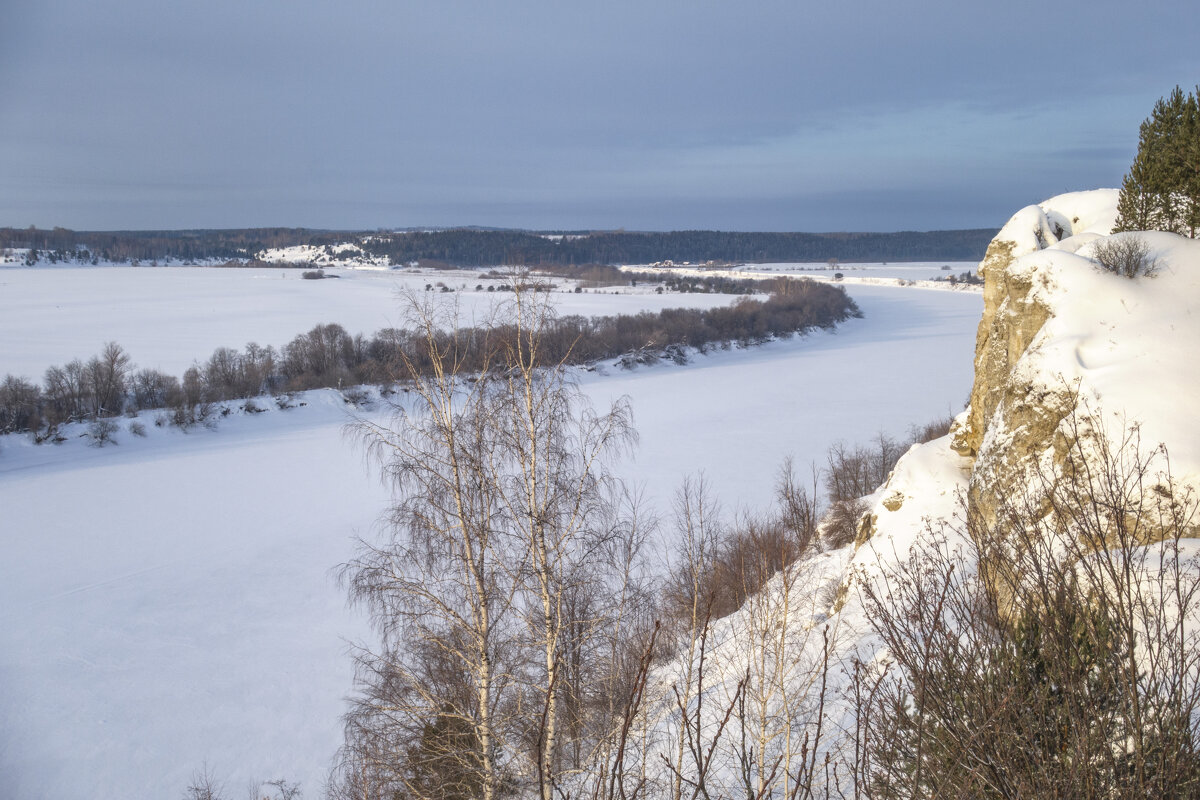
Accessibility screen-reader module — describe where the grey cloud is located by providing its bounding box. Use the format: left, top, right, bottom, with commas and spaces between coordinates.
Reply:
1, 0, 1195, 231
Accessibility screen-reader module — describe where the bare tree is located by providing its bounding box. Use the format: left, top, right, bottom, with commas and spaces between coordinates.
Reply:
183, 764, 227, 800
85, 341, 132, 417
336, 284, 640, 800
487, 287, 637, 800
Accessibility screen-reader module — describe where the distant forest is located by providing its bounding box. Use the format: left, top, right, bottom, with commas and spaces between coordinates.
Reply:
1, 225, 996, 266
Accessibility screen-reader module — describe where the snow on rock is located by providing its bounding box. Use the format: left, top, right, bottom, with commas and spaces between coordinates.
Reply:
849, 188, 1200, 684
638, 188, 1199, 794
986, 188, 1120, 260
955, 191, 1200, 553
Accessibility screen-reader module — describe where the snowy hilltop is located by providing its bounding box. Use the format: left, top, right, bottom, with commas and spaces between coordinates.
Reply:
624, 189, 1200, 799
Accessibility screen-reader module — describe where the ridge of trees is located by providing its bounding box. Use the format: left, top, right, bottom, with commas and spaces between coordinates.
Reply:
0, 277, 860, 440
358, 228, 997, 266
1114, 85, 1200, 237
1, 226, 997, 267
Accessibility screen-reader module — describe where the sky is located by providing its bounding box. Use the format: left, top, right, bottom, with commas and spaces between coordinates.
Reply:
1, 0, 1196, 233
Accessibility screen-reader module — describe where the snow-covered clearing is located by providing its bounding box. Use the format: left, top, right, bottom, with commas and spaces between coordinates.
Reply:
626, 260, 981, 291
0, 273, 979, 799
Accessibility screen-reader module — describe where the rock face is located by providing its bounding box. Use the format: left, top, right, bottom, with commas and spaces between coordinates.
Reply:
953, 192, 1117, 461
944, 189, 1200, 606
951, 200, 1088, 544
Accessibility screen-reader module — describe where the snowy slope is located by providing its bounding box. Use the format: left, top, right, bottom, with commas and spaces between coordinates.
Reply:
998, 227, 1200, 486
851, 188, 1200, 677
635, 189, 1200, 796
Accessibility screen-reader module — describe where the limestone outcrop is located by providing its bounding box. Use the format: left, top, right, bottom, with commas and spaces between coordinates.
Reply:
944, 190, 1200, 599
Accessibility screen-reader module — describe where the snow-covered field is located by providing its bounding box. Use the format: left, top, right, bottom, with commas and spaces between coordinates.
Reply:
0, 265, 742, 379
730, 260, 971, 281
0, 269, 980, 799
627, 260, 979, 286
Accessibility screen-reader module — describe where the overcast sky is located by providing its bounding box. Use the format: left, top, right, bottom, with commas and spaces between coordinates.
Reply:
1, 1, 1195, 232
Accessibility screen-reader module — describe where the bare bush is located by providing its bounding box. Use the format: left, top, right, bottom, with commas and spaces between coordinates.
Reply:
87, 418, 119, 446
182, 765, 226, 800
340, 386, 371, 408
0, 374, 43, 433
1094, 234, 1161, 278
854, 412, 1200, 799
907, 414, 952, 445
823, 497, 870, 549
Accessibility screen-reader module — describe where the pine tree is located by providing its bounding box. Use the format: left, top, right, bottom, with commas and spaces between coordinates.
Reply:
1114, 139, 1157, 232
1181, 87, 1200, 236
1115, 86, 1200, 237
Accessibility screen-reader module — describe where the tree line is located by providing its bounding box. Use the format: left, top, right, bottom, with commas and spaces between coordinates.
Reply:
2, 226, 996, 267
0, 277, 859, 440
361, 228, 996, 266
0, 226, 349, 265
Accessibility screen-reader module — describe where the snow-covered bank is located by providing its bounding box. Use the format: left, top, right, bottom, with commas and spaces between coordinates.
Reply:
0, 392, 384, 800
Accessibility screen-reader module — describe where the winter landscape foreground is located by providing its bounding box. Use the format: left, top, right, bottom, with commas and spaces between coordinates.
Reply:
0, 264, 979, 797
3, 188, 1200, 799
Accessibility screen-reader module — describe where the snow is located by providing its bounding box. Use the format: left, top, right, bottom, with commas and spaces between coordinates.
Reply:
626, 260, 983, 292
6, 188, 1196, 798
0, 266, 741, 379
0, 272, 979, 799
999, 203, 1200, 491
989, 188, 1119, 258
582, 284, 981, 510
0, 393, 384, 799
256, 243, 391, 268
625, 189, 1200, 795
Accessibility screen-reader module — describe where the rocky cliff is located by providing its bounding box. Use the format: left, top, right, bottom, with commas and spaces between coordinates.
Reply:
858, 189, 1200, 608
637, 190, 1200, 797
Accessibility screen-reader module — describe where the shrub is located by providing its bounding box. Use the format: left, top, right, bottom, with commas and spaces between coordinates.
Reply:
663, 464, 820, 628
908, 414, 953, 444
822, 497, 869, 549
88, 419, 119, 446
856, 414, 1200, 799
0, 374, 43, 433
1093, 235, 1160, 278
342, 386, 371, 407
302, 268, 325, 279
128, 420, 147, 437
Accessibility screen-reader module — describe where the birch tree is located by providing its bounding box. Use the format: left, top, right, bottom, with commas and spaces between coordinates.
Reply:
335, 284, 639, 800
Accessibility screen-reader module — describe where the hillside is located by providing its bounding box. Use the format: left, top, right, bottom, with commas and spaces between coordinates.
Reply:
634, 189, 1200, 798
